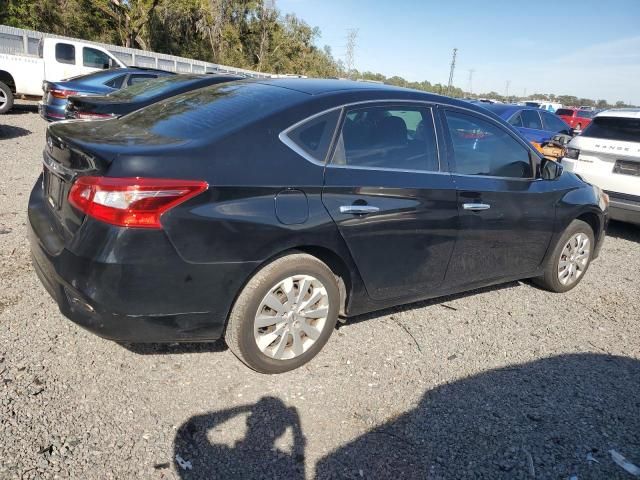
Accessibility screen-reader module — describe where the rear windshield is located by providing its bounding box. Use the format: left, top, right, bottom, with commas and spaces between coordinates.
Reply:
581, 116, 640, 142
107, 74, 206, 101
555, 109, 574, 116
576, 110, 595, 119
116, 82, 306, 141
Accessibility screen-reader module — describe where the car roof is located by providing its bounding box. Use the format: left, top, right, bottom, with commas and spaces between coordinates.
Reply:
254, 78, 417, 95
596, 108, 640, 119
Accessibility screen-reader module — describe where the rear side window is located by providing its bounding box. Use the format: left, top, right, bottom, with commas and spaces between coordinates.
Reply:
55, 43, 75, 65
284, 110, 340, 163
556, 109, 574, 116
104, 75, 126, 89
582, 116, 640, 142
127, 74, 158, 86
541, 111, 570, 132
331, 105, 439, 172
520, 110, 543, 129
444, 110, 533, 178
83, 47, 111, 68
508, 112, 523, 127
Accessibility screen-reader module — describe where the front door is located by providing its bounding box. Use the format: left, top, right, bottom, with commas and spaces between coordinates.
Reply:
440, 108, 556, 287
322, 103, 458, 301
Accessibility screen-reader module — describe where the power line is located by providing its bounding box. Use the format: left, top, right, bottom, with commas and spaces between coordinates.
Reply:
447, 48, 457, 96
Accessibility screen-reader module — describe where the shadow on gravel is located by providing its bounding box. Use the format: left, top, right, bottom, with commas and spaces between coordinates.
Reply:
174, 396, 306, 479
171, 354, 639, 479
606, 220, 640, 243
316, 353, 640, 479
119, 340, 228, 355
7, 102, 39, 114
346, 281, 521, 326
0, 124, 32, 139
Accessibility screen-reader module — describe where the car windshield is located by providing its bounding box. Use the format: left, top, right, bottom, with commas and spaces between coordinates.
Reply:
581, 116, 640, 142
475, 104, 513, 117
107, 74, 206, 101
556, 109, 574, 116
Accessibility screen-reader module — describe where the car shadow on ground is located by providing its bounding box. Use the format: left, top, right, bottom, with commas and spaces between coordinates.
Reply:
7, 102, 39, 115
173, 354, 640, 479
345, 281, 521, 326
119, 340, 228, 355
0, 124, 32, 139
606, 220, 640, 243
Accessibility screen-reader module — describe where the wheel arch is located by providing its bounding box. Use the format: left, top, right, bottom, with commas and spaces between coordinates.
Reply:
0, 71, 16, 92
575, 210, 601, 241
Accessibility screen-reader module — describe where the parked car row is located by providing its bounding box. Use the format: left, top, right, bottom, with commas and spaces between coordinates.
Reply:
28, 75, 612, 373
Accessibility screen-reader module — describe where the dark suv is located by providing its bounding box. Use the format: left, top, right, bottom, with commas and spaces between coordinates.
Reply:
28, 79, 608, 373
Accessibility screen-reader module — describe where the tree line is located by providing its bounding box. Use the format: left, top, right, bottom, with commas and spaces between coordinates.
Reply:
0, 0, 633, 107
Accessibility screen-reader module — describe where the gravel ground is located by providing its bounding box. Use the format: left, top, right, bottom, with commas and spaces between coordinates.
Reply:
1, 103, 639, 479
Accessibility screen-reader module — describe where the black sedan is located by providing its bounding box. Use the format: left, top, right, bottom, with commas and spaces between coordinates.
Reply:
29, 79, 608, 373
64, 73, 244, 120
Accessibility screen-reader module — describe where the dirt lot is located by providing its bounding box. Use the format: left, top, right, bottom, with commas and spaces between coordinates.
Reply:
1, 102, 639, 479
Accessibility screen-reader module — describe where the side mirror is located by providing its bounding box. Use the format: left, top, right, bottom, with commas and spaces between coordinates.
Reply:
541, 158, 564, 180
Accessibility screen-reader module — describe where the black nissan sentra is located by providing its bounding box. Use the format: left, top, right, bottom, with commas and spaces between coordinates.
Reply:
64, 73, 243, 120
29, 79, 608, 373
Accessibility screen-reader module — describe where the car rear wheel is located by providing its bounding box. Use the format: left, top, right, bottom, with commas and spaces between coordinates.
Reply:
0, 81, 14, 114
225, 253, 340, 373
533, 219, 594, 293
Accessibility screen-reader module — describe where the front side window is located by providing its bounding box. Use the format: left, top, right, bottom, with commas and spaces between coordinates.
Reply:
444, 110, 533, 178
285, 110, 341, 163
508, 112, 523, 127
55, 43, 75, 65
83, 47, 111, 68
541, 111, 570, 132
331, 105, 439, 172
520, 110, 543, 129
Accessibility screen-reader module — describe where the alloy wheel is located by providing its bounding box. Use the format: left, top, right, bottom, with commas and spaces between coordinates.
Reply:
253, 274, 330, 360
0, 89, 6, 107
557, 232, 590, 286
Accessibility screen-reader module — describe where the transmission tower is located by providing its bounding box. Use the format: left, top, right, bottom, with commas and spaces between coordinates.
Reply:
345, 29, 358, 79
505, 80, 511, 102
467, 69, 475, 96
447, 48, 457, 95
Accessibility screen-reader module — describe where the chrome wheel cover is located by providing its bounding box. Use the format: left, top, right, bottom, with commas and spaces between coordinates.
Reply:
558, 232, 590, 286
254, 275, 329, 360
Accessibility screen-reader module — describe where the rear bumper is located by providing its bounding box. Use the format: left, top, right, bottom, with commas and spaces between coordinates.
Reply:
28, 181, 259, 342
39, 102, 66, 122
606, 191, 640, 225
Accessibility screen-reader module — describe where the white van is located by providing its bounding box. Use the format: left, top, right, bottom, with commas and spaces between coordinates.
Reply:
0, 37, 125, 113
562, 109, 640, 225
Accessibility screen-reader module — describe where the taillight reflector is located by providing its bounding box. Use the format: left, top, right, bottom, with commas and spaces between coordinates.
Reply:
68, 177, 208, 229
74, 112, 116, 120
50, 89, 79, 99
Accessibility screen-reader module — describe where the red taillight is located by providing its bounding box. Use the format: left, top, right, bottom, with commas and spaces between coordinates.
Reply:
50, 89, 79, 99
74, 112, 116, 120
68, 177, 208, 229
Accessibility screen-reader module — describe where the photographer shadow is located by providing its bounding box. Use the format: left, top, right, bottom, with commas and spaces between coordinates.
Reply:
174, 396, 306, 479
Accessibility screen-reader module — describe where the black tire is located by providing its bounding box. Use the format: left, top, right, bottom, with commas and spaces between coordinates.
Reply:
533, 219, 595, 293
0, 81, 14, 114
225, 253, 340, 374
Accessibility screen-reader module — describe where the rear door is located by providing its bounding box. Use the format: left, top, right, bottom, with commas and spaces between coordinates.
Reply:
321, 102, 458, 301
517, 109, 549, 143
440, 107, 556, 287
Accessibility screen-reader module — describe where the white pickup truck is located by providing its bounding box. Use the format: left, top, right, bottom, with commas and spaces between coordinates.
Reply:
0, 37, 126, 114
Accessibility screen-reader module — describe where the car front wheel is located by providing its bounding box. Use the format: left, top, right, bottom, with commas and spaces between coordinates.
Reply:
225, 253, 340, 373
0, 81, 14, 115
533, 219, 595, 293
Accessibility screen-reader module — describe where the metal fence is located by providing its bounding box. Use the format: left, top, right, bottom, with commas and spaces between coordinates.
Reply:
0, 24, 273, 78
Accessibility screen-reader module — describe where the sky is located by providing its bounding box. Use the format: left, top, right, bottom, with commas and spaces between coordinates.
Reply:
278, 0, 640, 104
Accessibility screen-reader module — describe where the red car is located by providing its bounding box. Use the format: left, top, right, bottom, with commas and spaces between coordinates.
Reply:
555, 108, 595, 130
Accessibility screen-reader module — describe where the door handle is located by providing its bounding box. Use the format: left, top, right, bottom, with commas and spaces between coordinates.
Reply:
462, 203, 491, 211
339, 205, 380, 215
